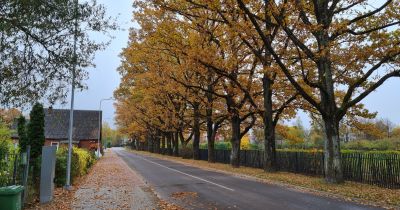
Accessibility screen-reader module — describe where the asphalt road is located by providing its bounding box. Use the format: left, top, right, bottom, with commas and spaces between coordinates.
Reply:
113, 148, 381, 210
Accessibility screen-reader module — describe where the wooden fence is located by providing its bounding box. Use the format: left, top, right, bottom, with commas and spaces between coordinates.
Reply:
197, 149, 400, 189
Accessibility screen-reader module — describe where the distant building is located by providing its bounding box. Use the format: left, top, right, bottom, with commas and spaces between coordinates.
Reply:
43, 108, 102, 151
12, 108, 102, 151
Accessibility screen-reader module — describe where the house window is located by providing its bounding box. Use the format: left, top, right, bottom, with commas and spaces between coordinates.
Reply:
51, 142, 59, 150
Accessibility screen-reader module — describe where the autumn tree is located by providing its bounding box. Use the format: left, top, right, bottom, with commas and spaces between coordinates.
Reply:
122, 3, 232, 161
115, 16, 194, 156
155, 0, 305, 172
0, 108, 21, 126
118, 1, 400, 182
235, 0, 400, 183
102, 122, 125, 147
392, 127, 400, 138
170, 17, 260, 167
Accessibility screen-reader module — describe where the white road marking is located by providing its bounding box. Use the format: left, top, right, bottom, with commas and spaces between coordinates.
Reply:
134, 153, 235, 192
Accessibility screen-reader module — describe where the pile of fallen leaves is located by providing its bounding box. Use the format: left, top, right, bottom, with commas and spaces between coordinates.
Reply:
25, 183, 80, 210
158, 199, 185, 210
25, 155, 95, 210
171, 191, 198, 199
131, 149, 400, 209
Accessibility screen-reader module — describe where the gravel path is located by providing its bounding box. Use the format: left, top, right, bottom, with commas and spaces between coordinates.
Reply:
73, 149, 158, 210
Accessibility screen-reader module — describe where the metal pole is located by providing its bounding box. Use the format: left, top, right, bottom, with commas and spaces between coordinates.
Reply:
22, 146, 30, 207
97, 100, 102, 157
65, 0, 78, 190
98, 98, 113, 156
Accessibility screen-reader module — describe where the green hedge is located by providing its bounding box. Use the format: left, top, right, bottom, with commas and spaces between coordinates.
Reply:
276, 138, 400, 151
199, 139, 400, 152
276, 148, 400, 155
342, 138, 400, 151
200, 142, 265, 150
200, 142, 233, 150
54, 146, 96, 186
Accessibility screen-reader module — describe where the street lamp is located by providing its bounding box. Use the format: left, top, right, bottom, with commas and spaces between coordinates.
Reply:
65, 0, 79, 190
97, 97, 113, 157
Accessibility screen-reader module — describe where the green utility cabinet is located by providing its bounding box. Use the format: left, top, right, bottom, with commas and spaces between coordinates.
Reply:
0, 185, 24, 210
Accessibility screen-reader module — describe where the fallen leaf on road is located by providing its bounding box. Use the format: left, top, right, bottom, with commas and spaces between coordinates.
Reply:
171, 192, 198, 199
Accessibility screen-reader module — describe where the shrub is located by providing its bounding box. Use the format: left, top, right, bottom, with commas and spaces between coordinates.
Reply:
0, 138, 14, 157
28, 103, 45, 160
276, 148, 400, 155
0, 123, 18, 186
0, 140, 15, 186
54, 146, 96, 186
215, 142, 231, 150
200, 142, 232, 150
199, 143, 207, 149
240, 135, 251, 150
17, 115, 28, 151
248, 143, 261, 150
342, 138, 400, 151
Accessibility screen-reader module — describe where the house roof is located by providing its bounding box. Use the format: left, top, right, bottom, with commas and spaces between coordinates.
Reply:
44, 108, 101, 140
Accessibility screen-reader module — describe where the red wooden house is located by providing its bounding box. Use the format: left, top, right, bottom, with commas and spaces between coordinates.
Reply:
43, 108, 102, 151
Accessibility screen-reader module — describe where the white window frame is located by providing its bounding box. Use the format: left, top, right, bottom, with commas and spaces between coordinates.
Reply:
51, 142, 59, 150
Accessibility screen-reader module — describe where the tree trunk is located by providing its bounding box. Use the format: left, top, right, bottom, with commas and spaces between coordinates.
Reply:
178, 130, 185, 148
131, 138, 137, 150
313, 20, 344, 183
154, 134, 160, 154
207, 136, 215, 163
263, 75, 278, 172
161, 134, 166, 155
134, 139, 138, 150
206, 71, 215, 163
166, 132, 172, 156
173, 131, 179, 157
230, 114, 241, 167
206, 113, 215, 163
323, 117, 343, 183
142, 141, 146, 151
193, 102, 200, 160
134, 138, 138, 150
147, 134, 153, 152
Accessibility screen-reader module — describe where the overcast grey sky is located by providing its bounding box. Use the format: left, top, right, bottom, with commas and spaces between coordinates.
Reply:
55, 1, 400, 129
52, 0, 134, 128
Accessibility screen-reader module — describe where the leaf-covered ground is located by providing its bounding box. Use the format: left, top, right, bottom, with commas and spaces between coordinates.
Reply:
129, 149, 400, 209
26, 149, 182, 210
73, 149, 159, 209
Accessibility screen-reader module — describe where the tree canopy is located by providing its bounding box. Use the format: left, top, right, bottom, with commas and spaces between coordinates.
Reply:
0, 0, 116, 106
116, 0, 400, 184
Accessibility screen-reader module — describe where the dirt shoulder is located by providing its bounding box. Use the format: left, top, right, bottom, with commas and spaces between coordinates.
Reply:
127, 149, 400, 209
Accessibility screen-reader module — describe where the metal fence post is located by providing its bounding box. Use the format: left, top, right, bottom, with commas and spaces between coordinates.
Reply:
12, 154, 18, 185
22, 146, 31, 207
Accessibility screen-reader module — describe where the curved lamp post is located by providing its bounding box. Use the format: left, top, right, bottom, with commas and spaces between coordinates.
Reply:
65, 0, 79, 190
98, 97, 113, 157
